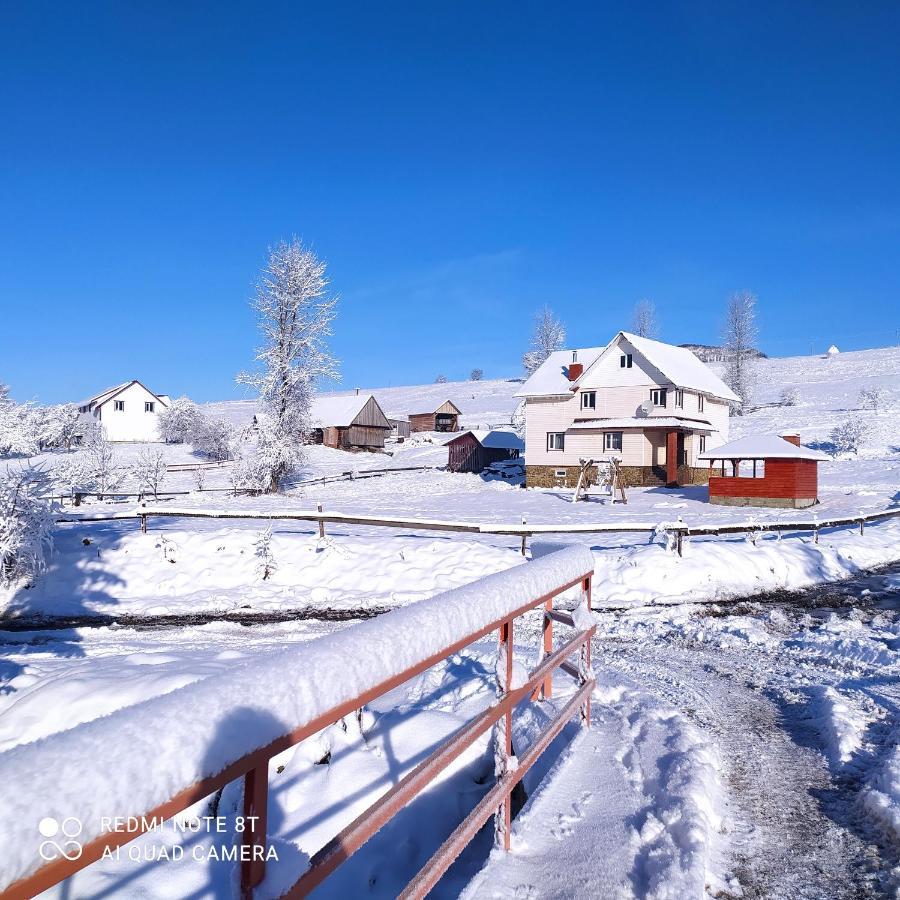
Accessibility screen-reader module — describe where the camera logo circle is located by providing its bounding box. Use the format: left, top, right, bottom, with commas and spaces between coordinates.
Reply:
38, 817, 83, 861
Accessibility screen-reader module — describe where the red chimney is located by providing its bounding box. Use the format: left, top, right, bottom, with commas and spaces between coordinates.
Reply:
781, 431, 801, 446
568, 362, 583, 381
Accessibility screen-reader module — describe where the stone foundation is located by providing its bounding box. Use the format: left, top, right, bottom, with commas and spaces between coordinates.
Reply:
525, 464, 711, 489
708, 495, 817, 509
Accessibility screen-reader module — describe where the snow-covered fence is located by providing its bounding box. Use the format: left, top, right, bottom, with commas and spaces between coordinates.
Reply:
54, 503, 900, 557
0, 545, 595, 900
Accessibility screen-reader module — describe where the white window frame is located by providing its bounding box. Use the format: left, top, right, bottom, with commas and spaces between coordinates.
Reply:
699, 435, 706, 454
650, 388, 667, 407
604, 431, 623, 451
114, 400, 125, 412
580, 390, 596, 410
619, 353, 633, 369
145, 401, 155, 413
674, 389, 684, 409
554, 469, 566, 478
698, 394, 705, 412
547, 432, 565, 451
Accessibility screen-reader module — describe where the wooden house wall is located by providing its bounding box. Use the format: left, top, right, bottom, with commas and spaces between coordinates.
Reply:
708, 458, 818, 500
448, 434, 519, 473
409, 413, 437, 432
353, 396, 392, 429
348, 424, 388, 448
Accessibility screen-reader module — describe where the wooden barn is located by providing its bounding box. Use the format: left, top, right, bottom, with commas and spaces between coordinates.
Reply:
309, 394, 392, 450
446, 430, 524, 473
698, 431, 830, 508
388, 417, 411, 440
409, 400, 462, 433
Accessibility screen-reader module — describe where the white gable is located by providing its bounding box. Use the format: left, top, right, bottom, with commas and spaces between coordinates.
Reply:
515, 346, 608, 397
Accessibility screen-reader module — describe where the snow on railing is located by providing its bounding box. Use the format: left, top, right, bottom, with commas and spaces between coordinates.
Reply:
0, 545, 596, 900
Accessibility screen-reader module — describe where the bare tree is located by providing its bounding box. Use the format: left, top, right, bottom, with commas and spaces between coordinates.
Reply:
631, 299, 659, 339
238, 238, 339, 491
131, 448, 167, 499
470, 368, 484, 381
523, 307, 566, 375
722, 290, 758, 415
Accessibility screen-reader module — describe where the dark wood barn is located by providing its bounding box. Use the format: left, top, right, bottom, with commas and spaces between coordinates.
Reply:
409, 400, 462, 433
446, 430, 524, 473
310, 394, 392, 450
698, 432, 829, 508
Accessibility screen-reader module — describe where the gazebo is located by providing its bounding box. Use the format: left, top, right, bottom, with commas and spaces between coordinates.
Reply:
698, 431, 830, 508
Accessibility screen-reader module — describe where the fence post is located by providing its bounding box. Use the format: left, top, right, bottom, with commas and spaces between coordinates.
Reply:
676, 529, 684, 557
580, 632, 591, 729
318, 503, 326, 539
859, 519, 865, 536
541, 599, 553, 700
140, 514, 147, 534
814, 525, 819, 544
74, 492, 82, 507
520, 516, 527, 557
495, 619, 514, 851
240, 762, 269, 898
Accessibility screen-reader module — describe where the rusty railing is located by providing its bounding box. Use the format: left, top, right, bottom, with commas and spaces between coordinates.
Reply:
0, 546, 595, 899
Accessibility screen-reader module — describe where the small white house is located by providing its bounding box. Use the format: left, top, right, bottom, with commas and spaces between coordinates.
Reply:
826, 344, 840, 357
76, 381, 170, 442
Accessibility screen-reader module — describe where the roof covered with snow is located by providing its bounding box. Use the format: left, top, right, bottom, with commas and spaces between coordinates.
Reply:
698, 434, 830, 461
515, 346, 609, 397
579, 333, 741, 403
76, 380, 168, 409
310, 394, 383, 428
569, 415, 715, 432
445, 430, 525, 450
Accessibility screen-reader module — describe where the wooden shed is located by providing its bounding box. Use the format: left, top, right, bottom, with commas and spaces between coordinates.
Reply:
309, 394, 392, 450
409, 400, 462, 433
446, 430, 524, 473
388, 417, 411, 440
698, 431, 830, 508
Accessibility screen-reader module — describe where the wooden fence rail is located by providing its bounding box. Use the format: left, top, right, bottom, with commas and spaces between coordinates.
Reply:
54, 504, 900, 556
0, 547, 595, 900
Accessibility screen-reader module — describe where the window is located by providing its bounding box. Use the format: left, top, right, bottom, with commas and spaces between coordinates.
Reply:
554, 469, 566, 478
547, 432, 565, 451
722, 460, 735, 477
580, 391, 596, 410
650, 388, 667, 407
699, 435, 706, 454
674, 389, 684, 408
145, 401, 155, 413
619, 353, 633, 369
604, 431, 623, 451
114, 400, 125, 412
698, 394, 705, 412
738, 460, 755, 478
754, 460, 766, 479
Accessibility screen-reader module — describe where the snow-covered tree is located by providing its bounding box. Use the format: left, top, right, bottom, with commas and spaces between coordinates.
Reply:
38, 404, 81, 451
434, 374, 448, 384
0, 465, 55, 586
131, 448, 167, 499
780, 387, 801, 407
158, 396, 201, 444
858, 386, 889, 412
0, 401, 40, 458
470, 369, 483, 381
511, 399, 526, 437
722, 290, 758, 415
631, 299, 659, 339
255, 526, 277, 580
237, 238, 339, 492
830, 417, 869, 456
0, 383, 9, 403
191, 416, 233, 461
522, 307, 566, 375
57, 428, 122, 497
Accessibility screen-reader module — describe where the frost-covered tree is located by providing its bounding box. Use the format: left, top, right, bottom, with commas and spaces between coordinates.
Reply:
0, 466, 54, 586
131, 448, 167, 499
191, 416, 233, 461
830, 417, 869, 456
237, 238, 339, 492
511, 399, 526, 437
0, 383, 9, 402
57, 428, 122, 498
523, 307, 566, 375
722, 290, 758, 415
470, 369, 483, 381
434, 374, 448, 384
0, 401, 40, 458
39, 404, 81, 451
255, 526, 277, 580
780, 387, 801, 407
631, 299, 659, 339
858, 386, 889, 412
158, 396, 201, 444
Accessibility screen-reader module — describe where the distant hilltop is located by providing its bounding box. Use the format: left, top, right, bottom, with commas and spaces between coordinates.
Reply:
678, 343, 768, 363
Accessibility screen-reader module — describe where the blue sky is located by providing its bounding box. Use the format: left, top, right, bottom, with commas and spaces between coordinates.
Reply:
2, 3, 899, 404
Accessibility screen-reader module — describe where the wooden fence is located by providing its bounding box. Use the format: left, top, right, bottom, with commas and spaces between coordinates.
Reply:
0, 548, 595, 900
55, 503, 900, 556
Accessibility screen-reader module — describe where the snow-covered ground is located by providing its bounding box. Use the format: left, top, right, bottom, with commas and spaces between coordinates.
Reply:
1, 345, 899, 897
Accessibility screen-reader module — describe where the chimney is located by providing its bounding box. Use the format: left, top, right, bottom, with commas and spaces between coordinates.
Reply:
567, 350, 583, 382
780, 430, 801, 446
356, 387, 360, 395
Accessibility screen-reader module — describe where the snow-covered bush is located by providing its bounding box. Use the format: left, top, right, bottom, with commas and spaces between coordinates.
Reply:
0, 466, 54, 586
56, 430, 122, 497
858, 386, 889, 412
829, 417, 869, 456
193, 468, 206, 491
131, 448, 167, 499
255, 526, 277, 580
191, 416, 233, 461
158, 396, 201, 443
231, 414, 297, 494
780, 387, 801, 407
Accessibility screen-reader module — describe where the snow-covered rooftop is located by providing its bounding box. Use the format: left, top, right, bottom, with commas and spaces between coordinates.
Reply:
515, 346, 608, 397
446, 430, 525, 450
310, 394, 379, 428
569, 415, 714, 431
698, 434, 831, 461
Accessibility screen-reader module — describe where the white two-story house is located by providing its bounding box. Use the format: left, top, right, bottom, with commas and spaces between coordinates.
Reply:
76, 380, 171, 442
516, 332, 739, 488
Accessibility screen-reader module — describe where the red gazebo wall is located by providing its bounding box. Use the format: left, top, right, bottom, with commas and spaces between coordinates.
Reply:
708, 458, 818, 500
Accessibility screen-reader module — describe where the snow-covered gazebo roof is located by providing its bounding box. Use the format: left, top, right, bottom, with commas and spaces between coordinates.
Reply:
445, 430, 524, 451
698, 434, 830, 461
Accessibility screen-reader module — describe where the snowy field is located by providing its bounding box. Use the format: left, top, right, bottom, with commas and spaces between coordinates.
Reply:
1, 345, 900, 897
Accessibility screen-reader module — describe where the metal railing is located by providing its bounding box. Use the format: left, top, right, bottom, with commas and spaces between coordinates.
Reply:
0, 547, 595, 900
